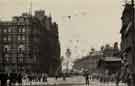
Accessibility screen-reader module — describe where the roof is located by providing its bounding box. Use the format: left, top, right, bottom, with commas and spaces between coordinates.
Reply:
102, 57, 121, 62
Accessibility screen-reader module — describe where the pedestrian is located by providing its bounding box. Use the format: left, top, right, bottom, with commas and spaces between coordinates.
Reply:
85, 74, 89, 86
44, 73, 48, 82
0, 72, 8, 86
83, 70, 89, 86
55, 73, 58, 80
115, 71, 121, 86
62, 73, 66, 80
17, 72, 22, 85
9, 72, 17, 86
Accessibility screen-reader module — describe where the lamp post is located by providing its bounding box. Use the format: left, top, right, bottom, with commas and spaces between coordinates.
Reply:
65, 48, 71, 73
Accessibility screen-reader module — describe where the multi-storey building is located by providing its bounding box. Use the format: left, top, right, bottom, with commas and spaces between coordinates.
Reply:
73, 51, 102, 74
120, 3, 135, 76
0, 10, 61, 75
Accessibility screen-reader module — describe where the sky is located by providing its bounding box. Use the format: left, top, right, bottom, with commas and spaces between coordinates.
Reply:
0, 0, 124, 60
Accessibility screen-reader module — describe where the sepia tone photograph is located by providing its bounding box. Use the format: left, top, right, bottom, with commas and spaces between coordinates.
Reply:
0, 0, 134, 86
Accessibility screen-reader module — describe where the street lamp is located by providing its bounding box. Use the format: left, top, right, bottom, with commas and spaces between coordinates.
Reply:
65, 48, 71, 73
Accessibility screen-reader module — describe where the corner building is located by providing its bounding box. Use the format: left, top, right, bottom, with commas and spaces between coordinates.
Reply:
120, 4, 135, 75
0, 10, 61, 75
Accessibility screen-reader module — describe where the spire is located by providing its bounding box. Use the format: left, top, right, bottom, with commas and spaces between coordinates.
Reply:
29, 0, 32, 15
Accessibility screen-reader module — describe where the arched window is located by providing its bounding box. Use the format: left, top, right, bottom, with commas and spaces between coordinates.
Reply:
18, 44, 25, 52
5, 54, 9, 62
8, 28, 11, 32
4, 29, 7, 33
4, 45, 10, 51
22, 28, 25, 32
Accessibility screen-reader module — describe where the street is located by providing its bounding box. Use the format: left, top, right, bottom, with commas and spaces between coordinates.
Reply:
14, 76, 127, 86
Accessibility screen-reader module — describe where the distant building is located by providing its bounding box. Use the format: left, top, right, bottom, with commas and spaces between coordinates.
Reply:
103, 43, 120, 57
97, 43, 121, 75
0, 10, 61, 75
120, 3, 135, 73
73, 42, 121, 75
98, 57, 121, 75
73, 51, 102, 73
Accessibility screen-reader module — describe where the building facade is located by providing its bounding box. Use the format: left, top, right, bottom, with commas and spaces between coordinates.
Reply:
73, 51, 102, 74
98, 57, 121, 75
120, 4, 135, 73
0, 10, 61, 75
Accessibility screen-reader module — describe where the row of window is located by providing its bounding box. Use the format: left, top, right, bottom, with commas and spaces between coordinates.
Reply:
4, 44, 25, 51
2, 59, 33, 64
5, 54, 24, 57
3, 36, 26, 41
2, 57, 24, 63
3, 28, 26, 33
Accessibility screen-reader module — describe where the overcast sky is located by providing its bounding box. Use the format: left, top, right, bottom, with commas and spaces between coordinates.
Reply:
0, 0, 124, 59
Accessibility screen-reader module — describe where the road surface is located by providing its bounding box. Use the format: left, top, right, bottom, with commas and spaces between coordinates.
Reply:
13, 76, 127, 86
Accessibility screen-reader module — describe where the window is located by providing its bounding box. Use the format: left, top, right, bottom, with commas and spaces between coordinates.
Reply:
19, 18, 24, 23
3, 37, 7, 41
19, 28, 22, 33
8, 28, 11, 32
18, 44, 25, 51
18, 27, 26, 33
4, 45, 10, 52
22, 28, 25, 32
5, 54, 9, 62
8, 36, 11, 41
4, 29, 7, 33
18, 35, 25, 41
22, 36, 25, 40
18, 36, 21, 40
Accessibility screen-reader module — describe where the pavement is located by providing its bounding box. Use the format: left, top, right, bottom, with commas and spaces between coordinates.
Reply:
14, 76, 127, 86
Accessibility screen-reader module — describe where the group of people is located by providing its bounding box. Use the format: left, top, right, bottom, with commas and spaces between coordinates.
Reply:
0, 72, 23, 86
0, 72, 48, 86
25, 72, 48, 82
55, 73, 67, 80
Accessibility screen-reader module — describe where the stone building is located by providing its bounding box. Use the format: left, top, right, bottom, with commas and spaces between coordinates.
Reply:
120, 3, 135, 73
98, 57, 121, 75
0, 10, 61, 75
73, 51, 102, 74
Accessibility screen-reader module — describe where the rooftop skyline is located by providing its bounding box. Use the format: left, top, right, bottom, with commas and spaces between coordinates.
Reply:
0, 0, 124, 59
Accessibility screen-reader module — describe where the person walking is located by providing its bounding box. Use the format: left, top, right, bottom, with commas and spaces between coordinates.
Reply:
85, 74, 89, 86
83, 70, 89, 86
62, 73, 66, 80
17, 72, 23, 85
43, 73, 48, 84
115, 71, 121, 86
55, 73, 58, 80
